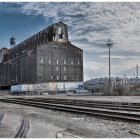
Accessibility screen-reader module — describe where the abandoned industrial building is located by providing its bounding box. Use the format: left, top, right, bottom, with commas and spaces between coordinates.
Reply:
0, 22, 83, 89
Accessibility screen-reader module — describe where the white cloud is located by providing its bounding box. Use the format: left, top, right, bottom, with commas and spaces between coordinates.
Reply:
18, 2, 140, 80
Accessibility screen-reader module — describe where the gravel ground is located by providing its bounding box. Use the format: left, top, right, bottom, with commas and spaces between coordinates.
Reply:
0, 113, 21, 137
0, 96, 140, 138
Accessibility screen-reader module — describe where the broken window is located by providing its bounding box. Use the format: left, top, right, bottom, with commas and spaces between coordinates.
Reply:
53, 33, 55, 41
59, 34, 63, 39
62, 28, 64, 34
58, 27, 63, 39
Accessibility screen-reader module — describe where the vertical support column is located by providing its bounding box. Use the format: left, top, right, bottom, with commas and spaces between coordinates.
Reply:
109, 44, 111, 95
106, 39, 113, 95
136, 64, 138, 78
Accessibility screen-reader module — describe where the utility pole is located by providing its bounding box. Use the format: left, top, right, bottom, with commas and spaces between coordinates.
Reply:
124, 73, 126, 79
106, 39, 113, 95
136, 64, 138, 78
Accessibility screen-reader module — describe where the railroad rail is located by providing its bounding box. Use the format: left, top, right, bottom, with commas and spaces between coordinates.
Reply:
15, 117, 29, 138
24, 98, 140, 112
0, 97, 140, 123
0, 113, 4, 124
13, 97, 140, 107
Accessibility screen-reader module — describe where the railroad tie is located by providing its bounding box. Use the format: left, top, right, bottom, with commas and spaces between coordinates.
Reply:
129, 131, 140, 137
56, 131, 80, 138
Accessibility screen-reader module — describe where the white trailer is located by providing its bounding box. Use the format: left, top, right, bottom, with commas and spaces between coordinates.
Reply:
10, 82, 83, 94
11, 84, 30, 94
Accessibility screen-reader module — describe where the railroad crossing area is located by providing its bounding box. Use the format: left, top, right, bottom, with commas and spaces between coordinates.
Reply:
0, 95, 140, 138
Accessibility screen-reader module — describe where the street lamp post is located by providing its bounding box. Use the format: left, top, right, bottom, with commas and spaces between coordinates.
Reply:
106, 39, 113, 95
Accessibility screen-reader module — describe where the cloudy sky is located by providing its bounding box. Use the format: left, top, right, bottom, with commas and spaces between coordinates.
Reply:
0, 2, 140, 81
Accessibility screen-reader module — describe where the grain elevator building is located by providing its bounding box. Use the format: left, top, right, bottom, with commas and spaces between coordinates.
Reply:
0, 22, 83, 89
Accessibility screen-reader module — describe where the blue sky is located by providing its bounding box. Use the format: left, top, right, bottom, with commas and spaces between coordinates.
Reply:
0, 2, 140, 81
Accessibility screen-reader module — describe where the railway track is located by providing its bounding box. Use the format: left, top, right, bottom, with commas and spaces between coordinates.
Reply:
19, 97, 140, 106
15, 117, 29, 138
0, 97, 140, 123
25, 98, 140, 112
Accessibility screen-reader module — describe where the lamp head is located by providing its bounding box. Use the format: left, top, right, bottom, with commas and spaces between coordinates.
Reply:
106, 39, 113, 46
